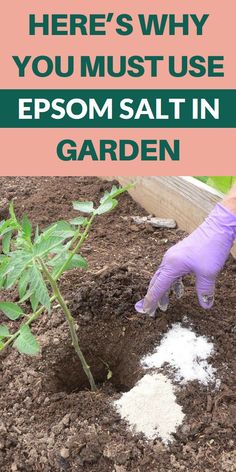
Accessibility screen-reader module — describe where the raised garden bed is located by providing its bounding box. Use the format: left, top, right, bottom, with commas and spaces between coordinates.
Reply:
108, 176, 236, 257
0, 177, 235, 472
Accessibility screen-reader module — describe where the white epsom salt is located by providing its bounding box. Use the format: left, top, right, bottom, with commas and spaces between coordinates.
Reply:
142, 323, 216, 385
114, 373, 185, 443
114, 324, 217, 444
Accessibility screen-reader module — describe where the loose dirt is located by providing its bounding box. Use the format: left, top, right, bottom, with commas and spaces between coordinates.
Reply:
0, 177, 235, 472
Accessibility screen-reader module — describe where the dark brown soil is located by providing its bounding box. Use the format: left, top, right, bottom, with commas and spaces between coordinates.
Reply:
0, 177, 235, 472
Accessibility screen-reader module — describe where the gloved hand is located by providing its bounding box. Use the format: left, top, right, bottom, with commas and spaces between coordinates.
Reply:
135, 203, 236, 317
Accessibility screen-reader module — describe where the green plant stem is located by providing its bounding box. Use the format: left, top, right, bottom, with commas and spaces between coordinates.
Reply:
1, 216, 95, 354
0, 295, 56, 351
55, 214, 95, 280
40, 258, 97, 392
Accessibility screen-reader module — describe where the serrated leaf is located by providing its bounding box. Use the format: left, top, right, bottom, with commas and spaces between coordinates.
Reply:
51, 253, 88, 277
22, 215, 32, 241
100, 184, 133, 204
34, 235, 65, 258
9, 202, 15, 220
29, 265, 50, 312
5, 253, 32, 289
0, 325, 10, 338
0, 278, 5, 290
0, 220, 14, 237
69, 216, 87, 226
2, 230, 12, 254
47, 252, 68, 267
13, 235, 31, 253
52, 221, 75, 239
19, 288, 34, 303
9, 202, 20, 228
30, 293, 39, 312
0, 220, 7, 234
0, 257, 10, 288
95, 198, 118, 215
0, 256, 10, 268
34, 223, 58, 246
0, 301, 24, 320
69, 254, 88, 269
45, 241, 71, 265
18, 270, 30, 300
34, 225, 39, 243
73, 201, 94, 214
13, 325, 40, 356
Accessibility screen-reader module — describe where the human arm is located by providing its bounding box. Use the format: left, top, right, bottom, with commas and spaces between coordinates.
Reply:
135, 183, 236, 317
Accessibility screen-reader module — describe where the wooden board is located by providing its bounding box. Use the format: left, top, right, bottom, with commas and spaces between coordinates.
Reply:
104, 176, 236, 258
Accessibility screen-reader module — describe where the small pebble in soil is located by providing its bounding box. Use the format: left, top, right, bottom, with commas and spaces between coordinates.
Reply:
129, 224, 142, 232
60, 447, 70, 459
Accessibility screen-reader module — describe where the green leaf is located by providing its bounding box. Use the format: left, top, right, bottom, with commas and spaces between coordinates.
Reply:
194, 176, 236, 194
19, 289, 34, 304
2, 230, 12, 254
13, 325, 40, 356
30, 293, 39, 312
9, 202, 20, 228
195, 176, 208, 184
52, 221, 75, 239
22, 215, 32, 241
34, 235, 65, 258
0, 255, 7, 261
34, 225, 39, 243
0, 325, 10, 338
0, 257, 10, 278
207, 176, 236, 194
0, 301, 24, 320
18, 270, 30, 300
50, 253, 88, 277
67, 254, 88, 269
0, 220, 14, 237
34, 223, 58, 246
73, 201, 94, 214
69, 217, 87, 226
95, 197, 118, 215
9, 202, 15, 220
48, 242, 69, 255
0, 257, 10, 289
0, 220, 7, 235
13, 236, 30, 253
100, 184, 133, 204
5, 253, 32, 289
29, 265, 51, 312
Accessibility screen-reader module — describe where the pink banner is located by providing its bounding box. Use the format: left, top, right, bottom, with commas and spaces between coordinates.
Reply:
0, 1, 235, 175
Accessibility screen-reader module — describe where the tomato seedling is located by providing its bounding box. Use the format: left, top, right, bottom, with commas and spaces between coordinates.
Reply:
0, 185, 131, 391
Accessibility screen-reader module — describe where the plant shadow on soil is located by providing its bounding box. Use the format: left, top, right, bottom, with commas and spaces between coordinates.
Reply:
0, 177, 236, 472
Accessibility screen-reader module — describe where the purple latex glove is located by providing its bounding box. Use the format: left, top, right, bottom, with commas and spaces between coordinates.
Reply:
135, 204, 236, 317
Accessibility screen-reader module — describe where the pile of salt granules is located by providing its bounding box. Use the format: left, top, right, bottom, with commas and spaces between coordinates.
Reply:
114, 323, 217, 443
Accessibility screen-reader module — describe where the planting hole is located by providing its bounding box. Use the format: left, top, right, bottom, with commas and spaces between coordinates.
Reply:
41, 267, 145, 394
42, 323, 141, 394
